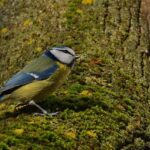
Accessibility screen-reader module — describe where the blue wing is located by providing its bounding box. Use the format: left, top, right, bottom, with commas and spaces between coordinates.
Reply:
0, 54, 58, 96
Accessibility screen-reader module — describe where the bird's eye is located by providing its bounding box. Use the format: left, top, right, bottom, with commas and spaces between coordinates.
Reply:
62, 50, 69, 54
61, 49, 74, 56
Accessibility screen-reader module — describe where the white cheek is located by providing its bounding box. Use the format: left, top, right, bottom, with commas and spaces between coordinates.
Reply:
50, 50, 73, 64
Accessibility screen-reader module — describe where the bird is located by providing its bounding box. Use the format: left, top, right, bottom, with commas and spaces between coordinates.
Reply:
0, 46, 78, 115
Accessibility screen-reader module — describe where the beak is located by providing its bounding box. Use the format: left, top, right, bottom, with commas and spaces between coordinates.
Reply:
75, 55, 80, 59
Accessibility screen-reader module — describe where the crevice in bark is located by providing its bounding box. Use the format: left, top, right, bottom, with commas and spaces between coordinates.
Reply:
121, 7, 132, 61
145, 20, 150, 54
140, 51, 145, 77
116, 0, 121, 25
103, 0, 109, 33
141, 0, 150, 54
135, 0, 142, 50
122, 7, 132, 44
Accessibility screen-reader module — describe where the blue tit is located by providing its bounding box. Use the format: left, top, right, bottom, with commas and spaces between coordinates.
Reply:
0, 46, 78, 115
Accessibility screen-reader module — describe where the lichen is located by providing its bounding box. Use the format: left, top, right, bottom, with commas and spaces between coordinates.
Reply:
0, 0, 150, 149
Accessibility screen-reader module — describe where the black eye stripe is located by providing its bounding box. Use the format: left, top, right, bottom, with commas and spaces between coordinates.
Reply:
62, 50, 74, 56
62, 50, 69, 53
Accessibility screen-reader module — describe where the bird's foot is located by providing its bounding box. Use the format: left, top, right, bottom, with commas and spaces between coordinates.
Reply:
29, 100, 59, 116
14, 100, 59, 116
33, 112, 59, 116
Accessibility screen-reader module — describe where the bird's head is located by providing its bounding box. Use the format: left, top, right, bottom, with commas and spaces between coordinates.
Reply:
48, 46, 78, 67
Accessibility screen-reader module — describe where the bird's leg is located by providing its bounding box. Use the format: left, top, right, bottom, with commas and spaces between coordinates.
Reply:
28, 100, 47, 114
28, 100, 59, 116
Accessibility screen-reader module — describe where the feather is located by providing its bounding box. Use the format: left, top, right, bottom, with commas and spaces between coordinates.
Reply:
0, 55, 58, 96
0, 95, 3, 100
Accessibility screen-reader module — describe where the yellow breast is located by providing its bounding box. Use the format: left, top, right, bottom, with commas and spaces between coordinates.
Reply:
10, 63, 71, 102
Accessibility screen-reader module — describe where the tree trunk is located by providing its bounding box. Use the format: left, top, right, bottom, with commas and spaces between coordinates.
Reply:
0, 0, 150, 149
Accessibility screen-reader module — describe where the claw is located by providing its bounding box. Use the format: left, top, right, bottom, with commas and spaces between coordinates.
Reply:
33, 112, 59, 116
50, 112, 59, 116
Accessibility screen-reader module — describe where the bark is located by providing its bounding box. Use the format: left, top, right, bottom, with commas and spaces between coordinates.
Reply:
0, 0, 150, 149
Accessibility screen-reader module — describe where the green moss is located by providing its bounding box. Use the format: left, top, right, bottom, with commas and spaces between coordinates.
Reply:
0, 142, 9, 150
0, 0, 150, 149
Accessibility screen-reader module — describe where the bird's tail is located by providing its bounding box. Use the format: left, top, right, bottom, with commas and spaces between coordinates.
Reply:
0, 94, 4, 100
0, 94, 11, 103
0, 94, 3, 98
0, 94, 4, 103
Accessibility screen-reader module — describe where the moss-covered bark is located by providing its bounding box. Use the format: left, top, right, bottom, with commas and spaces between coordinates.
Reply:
0, 0, 150, 149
